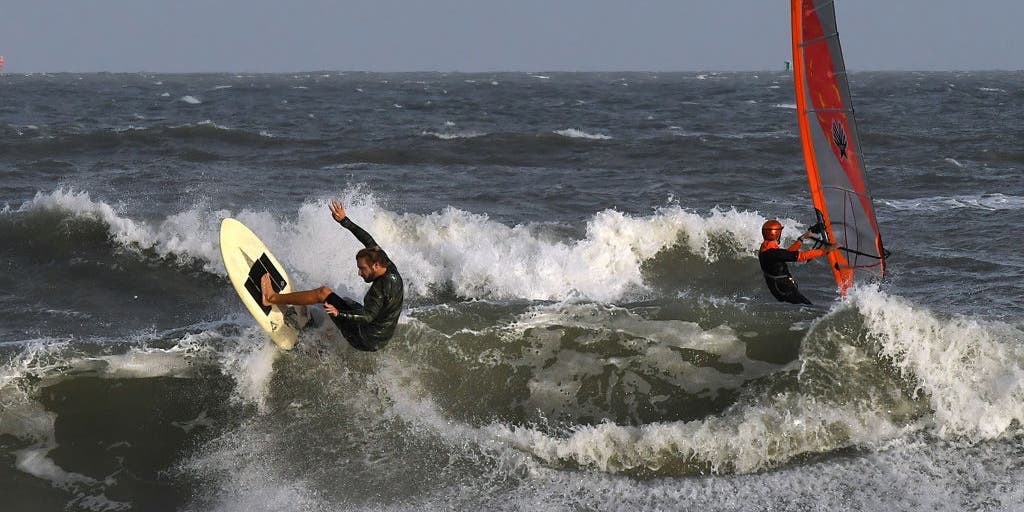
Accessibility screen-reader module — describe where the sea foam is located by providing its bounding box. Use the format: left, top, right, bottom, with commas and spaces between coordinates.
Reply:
9, 188, 782, 303
850, 286, 1024, 439
553, 128, 612, 140
380, 289, 1024, 475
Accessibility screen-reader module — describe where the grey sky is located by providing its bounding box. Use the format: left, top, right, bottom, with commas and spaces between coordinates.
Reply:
1, 1, 1021, 73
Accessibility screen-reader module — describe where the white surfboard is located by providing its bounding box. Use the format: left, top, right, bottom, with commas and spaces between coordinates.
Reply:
219, 218, 309, 350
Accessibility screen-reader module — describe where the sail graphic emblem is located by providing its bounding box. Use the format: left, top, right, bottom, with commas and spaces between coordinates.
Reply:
831, 119, 849, 159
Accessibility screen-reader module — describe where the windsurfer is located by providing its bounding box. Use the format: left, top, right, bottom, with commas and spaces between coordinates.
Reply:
758, 220, 839, 305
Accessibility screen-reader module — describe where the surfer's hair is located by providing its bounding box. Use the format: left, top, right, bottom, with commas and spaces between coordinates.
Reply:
356, 246, 388, 267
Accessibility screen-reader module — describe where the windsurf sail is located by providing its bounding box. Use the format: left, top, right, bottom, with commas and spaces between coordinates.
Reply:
791, 0, 887, 293
0, 56, 4, 73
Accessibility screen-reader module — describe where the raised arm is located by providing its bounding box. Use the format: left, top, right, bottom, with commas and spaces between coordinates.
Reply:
329, 200, 378, 248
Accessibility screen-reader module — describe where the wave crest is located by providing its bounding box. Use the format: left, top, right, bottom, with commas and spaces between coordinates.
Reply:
850, 287, 1024, 439
7, 188, 774, 302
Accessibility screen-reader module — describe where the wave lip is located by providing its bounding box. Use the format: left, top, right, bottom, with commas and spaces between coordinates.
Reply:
359, 203, 765, 302
5, 188, 224, 271
850, 287, 1024, 439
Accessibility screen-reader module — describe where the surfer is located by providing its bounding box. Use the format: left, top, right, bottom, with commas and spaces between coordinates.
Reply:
758, 220, 839, 305
260, 200, 404, 351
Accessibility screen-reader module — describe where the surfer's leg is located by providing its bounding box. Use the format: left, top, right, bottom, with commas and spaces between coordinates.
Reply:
261, 274, 332, 306
322, 293, 376, 351
328, 317, 363, 347
324, 292, 362, 314
333, 326, 373, 351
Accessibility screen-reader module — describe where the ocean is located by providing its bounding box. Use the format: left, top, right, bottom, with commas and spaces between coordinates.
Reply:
1, 70, 1023, 511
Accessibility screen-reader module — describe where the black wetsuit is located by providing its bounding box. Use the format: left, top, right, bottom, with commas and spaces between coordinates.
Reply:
325, 217, 404, 351
758, 240, 823, 305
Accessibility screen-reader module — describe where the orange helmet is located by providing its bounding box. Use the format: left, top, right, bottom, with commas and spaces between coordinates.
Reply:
761, 220, 783, 241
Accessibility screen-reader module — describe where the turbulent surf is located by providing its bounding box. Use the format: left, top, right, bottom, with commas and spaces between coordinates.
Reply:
1, 68, 1023, 511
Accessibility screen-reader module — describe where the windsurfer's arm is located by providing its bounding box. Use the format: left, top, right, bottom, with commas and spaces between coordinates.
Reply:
329, 199, 379, 248
795, 242, 840, 262
786, 230, 817, 251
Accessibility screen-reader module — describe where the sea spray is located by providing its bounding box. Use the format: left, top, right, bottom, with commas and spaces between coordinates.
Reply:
850, 286, 1024, 439
10, 188, 800, 303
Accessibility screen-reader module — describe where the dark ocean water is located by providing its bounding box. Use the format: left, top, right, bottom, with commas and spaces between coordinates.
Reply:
1, 71, 1023, 511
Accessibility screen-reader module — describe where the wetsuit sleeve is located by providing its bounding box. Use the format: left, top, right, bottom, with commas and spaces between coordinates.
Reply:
334, 280, 386, 325
338, 217, 379, 248
785, 238, 827, 262
796, 248, 827, 262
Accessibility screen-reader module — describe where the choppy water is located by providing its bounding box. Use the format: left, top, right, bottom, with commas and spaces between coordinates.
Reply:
2, 71, 1024, 511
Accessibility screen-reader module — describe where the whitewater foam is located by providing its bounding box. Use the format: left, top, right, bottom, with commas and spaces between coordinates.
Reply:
420, 130, 486, 140
9, 189, 804, 304
9, 189, 225, 270
365, 302, 899, 476
502, 302, 779, 399
215, 330, 282, 411
481, 389, 902, 475
373, 295, 1017, 478
850, 287, 1024, 439
554, 128, 612, 140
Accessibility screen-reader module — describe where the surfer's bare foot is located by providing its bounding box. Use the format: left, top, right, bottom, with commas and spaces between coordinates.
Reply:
261, 274, 276, 306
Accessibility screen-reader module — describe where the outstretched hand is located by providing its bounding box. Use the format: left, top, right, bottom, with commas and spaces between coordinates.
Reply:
329, 200, 347, 223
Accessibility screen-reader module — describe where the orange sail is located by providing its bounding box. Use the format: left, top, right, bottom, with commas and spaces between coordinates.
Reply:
791, 0, 887, 293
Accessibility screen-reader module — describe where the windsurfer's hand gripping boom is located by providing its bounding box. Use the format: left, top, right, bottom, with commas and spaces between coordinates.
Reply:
798, 230, 841, 253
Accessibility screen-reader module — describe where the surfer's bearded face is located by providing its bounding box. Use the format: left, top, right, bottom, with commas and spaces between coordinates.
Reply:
356, 257, 385, 283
